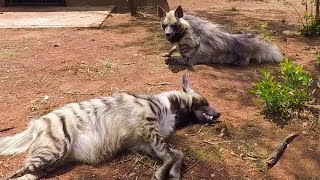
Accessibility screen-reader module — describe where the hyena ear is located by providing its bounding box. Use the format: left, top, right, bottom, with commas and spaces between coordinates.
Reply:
157, 5, 166, 18
182, 74, 192, 92
174, 5, 184, 18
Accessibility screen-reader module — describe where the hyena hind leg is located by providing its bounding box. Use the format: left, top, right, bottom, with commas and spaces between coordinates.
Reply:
7, 139, 70, 180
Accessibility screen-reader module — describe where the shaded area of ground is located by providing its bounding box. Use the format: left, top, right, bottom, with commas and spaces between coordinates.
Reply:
0, 0, 319, 179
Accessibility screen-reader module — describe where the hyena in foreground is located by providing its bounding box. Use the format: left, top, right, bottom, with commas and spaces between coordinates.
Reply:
0, 75, 220, 180
157, 5, 283, 66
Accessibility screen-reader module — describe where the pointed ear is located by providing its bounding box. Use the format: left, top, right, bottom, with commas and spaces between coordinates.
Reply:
174, 5, 184, 18
182, 74, 192, 92
157, 5, 166, 18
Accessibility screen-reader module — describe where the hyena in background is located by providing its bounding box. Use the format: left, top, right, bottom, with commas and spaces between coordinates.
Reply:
157, 5, 283, 66
0, 75, 220, 180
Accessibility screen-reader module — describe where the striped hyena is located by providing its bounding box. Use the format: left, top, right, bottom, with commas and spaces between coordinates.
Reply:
0, 75, 220, 180
157, 5, 283, 66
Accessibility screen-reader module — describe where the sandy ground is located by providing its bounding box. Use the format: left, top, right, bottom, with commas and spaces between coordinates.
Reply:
0, 0, 319, 179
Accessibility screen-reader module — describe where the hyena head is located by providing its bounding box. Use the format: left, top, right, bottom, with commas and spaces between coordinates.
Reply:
172, 75, 221, 127
157, 5, 187, 43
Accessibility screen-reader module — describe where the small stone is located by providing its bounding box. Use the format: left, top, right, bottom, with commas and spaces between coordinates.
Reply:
211, 173, 215, 177
54, 44, 59, 47
302, 130, 308, 135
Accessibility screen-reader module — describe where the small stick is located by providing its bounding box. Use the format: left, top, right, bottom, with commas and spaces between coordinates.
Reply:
0, 127, 14, 132
121, 157, 142, 180
203, 140, 232, 145
265, 132, 299, 168
145, 82, 172, 86
62, 92, 94, 96
183, 161, 200, 173
190, 125, 204, 136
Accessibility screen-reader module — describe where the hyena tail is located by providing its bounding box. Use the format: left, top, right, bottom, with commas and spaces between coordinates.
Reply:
250, 38, 284, 63
0, 123, 34, 156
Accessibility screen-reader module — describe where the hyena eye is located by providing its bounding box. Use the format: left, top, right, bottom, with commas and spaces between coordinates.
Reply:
162, 24, 167, 29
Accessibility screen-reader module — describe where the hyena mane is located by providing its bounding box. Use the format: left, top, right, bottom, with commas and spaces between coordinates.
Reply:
157, 5, 283, 66
0, 75, 220, 180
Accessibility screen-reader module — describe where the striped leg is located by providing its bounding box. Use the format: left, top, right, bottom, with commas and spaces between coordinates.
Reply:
7, 139, 69, 180
168, 148, 184, 180
165, 56, 190, 66
141, 122, 176, 180
7, 117, 71, 180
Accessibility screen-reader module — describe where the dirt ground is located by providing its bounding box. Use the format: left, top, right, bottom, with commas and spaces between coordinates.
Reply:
0, 0, 320, 179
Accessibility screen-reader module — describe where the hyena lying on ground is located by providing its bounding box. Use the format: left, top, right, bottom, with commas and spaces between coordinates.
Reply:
157, 5, 283, 66
0, 75, 220, 180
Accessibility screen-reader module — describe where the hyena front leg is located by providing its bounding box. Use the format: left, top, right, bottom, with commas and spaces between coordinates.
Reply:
136, 144, 184, 180
165, 43, 197, 66
8, 120, 71, 180
162, 45, 177, 57
168, 148, 184, 180
141, 122, 176, 180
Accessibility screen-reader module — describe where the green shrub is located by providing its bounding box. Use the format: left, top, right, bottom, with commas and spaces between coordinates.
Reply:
252, 59, 313, 118
316, 53, 320, 66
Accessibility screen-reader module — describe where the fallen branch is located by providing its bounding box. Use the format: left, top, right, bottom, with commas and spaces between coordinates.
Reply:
0, 127, 14, 132
145, 82, 172, 86
265, 132, 299, 168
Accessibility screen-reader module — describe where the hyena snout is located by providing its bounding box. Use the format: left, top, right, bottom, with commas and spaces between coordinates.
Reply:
212, 111, 220, 120
164, 26, 176, 39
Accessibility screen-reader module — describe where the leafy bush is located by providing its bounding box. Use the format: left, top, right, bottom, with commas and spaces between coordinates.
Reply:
300, 0, 320, 36
252, 59, 313, 118
316, 53, 320, 66
301, 17, 320, 36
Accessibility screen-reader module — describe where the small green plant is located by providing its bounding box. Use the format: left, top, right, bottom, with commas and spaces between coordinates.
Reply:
259, 21, 272, 42
252, 59, 313, 118
315, 53, 320, 65
300, 0, 320, 36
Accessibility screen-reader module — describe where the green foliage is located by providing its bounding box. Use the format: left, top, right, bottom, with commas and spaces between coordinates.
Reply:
252, 59, 313, 118
315, 53, 320, 66
301, 16, 320, 36
300, 0, 320, 36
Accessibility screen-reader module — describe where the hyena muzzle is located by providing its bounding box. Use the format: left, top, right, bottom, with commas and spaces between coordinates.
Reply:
0, 75, 220, 180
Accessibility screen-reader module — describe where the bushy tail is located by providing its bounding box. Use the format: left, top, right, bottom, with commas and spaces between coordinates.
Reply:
248, 37, 284, 63
0, 124, 34, 156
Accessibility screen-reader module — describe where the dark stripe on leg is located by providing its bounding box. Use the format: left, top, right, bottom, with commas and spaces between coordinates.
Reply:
60, 116, 71, 142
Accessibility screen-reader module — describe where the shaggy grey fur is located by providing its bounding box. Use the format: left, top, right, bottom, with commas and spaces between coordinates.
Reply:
157, 5, 283, 66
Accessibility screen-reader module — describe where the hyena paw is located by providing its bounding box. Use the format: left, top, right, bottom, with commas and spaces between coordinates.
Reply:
165, 57, 178, 65
161, 52, 171, 57
152, 172, 167, 180
169, 172, 181, 180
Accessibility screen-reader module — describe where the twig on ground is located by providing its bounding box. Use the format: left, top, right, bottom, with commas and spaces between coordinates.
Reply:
121, 156, 143, 180
183, 161, 200, 173
190, 125, 204, 136
62, 92, 94, 96
0, 127, 14, 132
145, 82, 172, 86
203, 140, 232, 145
123, 62, 136, 66
305, 104, 320, 110
265, 132, 299, 168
